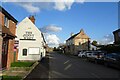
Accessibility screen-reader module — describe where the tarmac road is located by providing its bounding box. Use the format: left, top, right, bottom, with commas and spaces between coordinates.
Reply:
24, 52, 120, 80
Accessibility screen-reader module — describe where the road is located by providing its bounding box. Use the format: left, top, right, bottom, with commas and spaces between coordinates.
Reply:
24, 52, 120, 80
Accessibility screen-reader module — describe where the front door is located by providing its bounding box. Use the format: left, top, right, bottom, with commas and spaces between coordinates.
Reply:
2, 39, 9, 69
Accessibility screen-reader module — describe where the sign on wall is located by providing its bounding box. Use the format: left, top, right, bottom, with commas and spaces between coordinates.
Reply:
28, 47, 40, 54
23, 31, 34, 39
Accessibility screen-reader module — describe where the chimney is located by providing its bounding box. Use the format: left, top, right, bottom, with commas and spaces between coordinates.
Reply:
71, 32, 74, 37
80, 29, 84, 33
29, 16, 35, 24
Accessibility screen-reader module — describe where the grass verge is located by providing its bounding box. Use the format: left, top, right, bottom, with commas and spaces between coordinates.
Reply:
2, 76, 22, 80
11, 62, 35, 67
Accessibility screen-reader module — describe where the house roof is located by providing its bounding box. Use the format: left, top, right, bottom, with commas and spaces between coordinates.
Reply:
66, 29, 89, 41
113, 28, 120, 34
41, 33, 46, 44
67, 33, 79, 41
2, 25, 16, 38
0, 6, 18, 23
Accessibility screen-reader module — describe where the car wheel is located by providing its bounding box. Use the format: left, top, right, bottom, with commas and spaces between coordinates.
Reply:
82, 55, 86, 58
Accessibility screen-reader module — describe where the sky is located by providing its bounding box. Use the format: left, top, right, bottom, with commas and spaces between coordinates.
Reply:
1, 0, 119, 47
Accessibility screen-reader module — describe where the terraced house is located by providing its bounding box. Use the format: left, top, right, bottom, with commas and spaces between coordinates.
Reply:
66, 29, 90, 55
0, 6, 18, 69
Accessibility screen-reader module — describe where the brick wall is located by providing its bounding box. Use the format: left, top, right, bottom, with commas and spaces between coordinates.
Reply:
0, 36, 2, 69
9, 20, 16, 34
7, 40, 14, 69
0, 12, 4, 26
0, 12, 2, 54
7, 20, 16, 69
15, 49, 18, 62
0, 11, 17, 69
0, 12, 3, 69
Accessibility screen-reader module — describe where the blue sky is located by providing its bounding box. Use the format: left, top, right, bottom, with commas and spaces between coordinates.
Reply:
1, 1, 119, 47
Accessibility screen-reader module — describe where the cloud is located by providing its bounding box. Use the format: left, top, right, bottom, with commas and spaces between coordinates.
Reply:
54, 0, 74, 11
2, 0, 86, 13
40, 24, 62, 47
40, 25, 62, 33
98, 34, 114, 45
18, 3, 40, 13
44, 34, 60, 47
2, 0, 119, 2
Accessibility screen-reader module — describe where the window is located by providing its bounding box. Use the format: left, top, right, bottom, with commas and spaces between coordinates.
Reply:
28, 47, 40, 54
4, 16, 9, 28
41, 53, 42, 57
23, 49, 27, 56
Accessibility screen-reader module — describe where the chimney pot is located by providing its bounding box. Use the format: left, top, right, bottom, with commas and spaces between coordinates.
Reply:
29, 16, 35, 24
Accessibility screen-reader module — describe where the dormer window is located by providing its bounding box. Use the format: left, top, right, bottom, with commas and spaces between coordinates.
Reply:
4, 16, 9, 28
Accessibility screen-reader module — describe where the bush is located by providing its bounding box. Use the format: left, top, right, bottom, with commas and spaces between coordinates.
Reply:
100, 44, 120, 53
11, 62, 34, 67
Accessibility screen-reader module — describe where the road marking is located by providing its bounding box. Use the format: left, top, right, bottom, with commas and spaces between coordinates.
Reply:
64, 60, 70, 64
64, 64, 72, 70
48, 71, 51, 79
91, 73, 101, 80
49, 71, 69, 78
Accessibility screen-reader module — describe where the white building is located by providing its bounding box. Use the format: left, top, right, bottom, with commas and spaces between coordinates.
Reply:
16, 16, 46, 61
90, 43, 97, 51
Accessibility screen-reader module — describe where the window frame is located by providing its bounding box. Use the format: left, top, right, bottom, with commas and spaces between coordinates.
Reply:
22, 48, 27, 56
4, 16, 9, 28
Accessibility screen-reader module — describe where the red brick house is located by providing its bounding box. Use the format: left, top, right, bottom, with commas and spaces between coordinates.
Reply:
0, 6, 18, 69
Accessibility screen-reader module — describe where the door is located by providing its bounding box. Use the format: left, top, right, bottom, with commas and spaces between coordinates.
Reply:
2, 39, 9, 69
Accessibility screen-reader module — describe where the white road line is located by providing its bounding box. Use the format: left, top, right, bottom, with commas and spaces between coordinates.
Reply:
91, 73, 101, 80
64, 60, 70, 64
64, 64, 72, 70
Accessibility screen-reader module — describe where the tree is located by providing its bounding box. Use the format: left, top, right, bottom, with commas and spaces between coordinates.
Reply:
100, 44, 120, 53
92, 40, 98, 46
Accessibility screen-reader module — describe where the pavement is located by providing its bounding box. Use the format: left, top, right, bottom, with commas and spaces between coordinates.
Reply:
24, 55, 49, 80
24, 52, 120, 80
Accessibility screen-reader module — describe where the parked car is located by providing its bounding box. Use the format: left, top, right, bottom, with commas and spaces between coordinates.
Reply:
86, 51, 94, 58
104, 52, 120, 69
78, 51, 87, 58
86, 51, 105, 63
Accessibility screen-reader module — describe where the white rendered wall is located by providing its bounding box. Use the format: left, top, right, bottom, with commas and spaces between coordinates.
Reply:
16, 17, 46, 61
